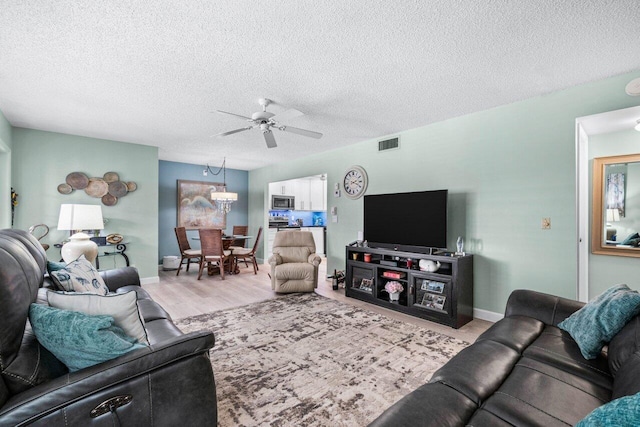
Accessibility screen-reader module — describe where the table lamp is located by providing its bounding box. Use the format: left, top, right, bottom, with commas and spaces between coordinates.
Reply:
57, 204, 104, 263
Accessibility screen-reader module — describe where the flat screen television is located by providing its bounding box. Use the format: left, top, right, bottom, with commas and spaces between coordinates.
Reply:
363, 190, 447, 253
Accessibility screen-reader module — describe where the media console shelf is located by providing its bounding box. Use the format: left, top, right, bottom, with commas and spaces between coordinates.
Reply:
345, 245, 473, 328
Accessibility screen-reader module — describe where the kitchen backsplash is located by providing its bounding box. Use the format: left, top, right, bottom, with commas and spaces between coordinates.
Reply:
268, 210, 327, 226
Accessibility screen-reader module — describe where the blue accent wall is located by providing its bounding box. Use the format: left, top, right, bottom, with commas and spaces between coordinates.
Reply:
158, 160, 248, 263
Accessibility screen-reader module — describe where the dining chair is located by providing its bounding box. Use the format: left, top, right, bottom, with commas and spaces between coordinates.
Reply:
174, 227, 201, 276
231, 227, 263, 274
229, 225, 249, 267
198, 228, 232, 280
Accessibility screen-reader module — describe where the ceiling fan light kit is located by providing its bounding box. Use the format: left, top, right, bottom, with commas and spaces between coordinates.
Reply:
625, 78, 640, 96
215, 98, 323, 148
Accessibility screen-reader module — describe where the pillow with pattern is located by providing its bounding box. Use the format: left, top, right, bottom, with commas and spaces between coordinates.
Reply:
49, 255, 109, 295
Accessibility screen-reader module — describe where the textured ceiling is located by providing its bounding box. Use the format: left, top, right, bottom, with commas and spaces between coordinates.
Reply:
1, 1, 639, 170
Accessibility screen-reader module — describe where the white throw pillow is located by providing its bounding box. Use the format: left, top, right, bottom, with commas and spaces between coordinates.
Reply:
47, 290, 149, 345
49, 255, 109, 295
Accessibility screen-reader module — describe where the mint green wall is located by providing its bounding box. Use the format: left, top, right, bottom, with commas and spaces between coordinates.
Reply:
11, 128, 159, 279
0, 109, 12, 228
589, 129, 640, 296
249, 71, 640, 314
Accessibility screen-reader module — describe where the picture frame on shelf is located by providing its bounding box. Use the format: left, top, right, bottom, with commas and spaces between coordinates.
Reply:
425, 280, 445, 294
421, 293, 446, 310
359, 278, 373, 292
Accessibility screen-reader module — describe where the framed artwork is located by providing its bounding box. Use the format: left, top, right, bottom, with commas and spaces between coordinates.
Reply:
605, 172, 625, 217
177, 180, 226, 229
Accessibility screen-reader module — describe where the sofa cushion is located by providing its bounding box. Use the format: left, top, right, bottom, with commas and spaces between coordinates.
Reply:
523, 325, 613, 390
368, 382, 477, 427
611, 351, 640, 399
479, 363, 606, 427
47, 290, 149, 345
0, 321, 67, 395
429, 340, 520, 406
475, 315, 544, 353
48, 255, 109, 295
558, 284, 640, 359
576, 391, 640, 426
29, 303, 146, 372
608, 315, 640, 377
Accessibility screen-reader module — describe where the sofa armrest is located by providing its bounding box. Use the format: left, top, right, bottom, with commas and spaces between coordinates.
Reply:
268, 254, 282, 268
100, 267, 141, 292
0, 330, 215, 426
308, 254, 321, 267
505, 289, 585, 326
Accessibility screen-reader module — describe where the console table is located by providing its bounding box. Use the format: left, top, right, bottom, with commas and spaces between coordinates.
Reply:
345, 244, 473, 328
55, 242, 130, 270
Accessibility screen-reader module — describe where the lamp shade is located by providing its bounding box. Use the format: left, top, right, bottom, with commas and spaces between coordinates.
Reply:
210, 191, 238, 201
57, 204, 104, 264
57, 204, 104, 231
606, 208, 620, 223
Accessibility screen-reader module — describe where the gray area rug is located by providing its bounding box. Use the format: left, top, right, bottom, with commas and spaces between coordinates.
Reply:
176, 293, 469, 427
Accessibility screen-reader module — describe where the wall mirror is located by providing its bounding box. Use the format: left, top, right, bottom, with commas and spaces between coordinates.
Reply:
592, 153, 640, 257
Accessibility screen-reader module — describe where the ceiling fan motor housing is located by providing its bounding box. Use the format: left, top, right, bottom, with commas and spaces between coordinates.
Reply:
252, 111, 275, 122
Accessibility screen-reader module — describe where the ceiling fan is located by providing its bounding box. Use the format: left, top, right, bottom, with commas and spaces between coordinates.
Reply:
213, 98, 323, 148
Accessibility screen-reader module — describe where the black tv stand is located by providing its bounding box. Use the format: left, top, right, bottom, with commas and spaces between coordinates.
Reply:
345, 245, 473, 328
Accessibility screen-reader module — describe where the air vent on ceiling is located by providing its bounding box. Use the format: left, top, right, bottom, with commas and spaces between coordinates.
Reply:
378, 137, 400, 152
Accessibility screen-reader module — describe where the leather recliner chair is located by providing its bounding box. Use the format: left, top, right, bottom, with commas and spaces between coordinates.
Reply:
268, 230, 322, 293
0, 229, 217, 426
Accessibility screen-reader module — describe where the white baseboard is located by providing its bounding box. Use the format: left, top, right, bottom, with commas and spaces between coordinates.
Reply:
473, 308, 503, 323
140, 276, 159, 285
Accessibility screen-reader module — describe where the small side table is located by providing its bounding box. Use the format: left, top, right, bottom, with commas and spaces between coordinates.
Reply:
55, 242, 130, 269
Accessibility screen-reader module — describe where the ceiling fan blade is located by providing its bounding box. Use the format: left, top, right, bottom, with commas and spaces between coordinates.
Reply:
279, 125, 323, 139
271, 108, 304, 123
215, 110, 253, 121
214, 126, 254, 137
263, 130, 277, 148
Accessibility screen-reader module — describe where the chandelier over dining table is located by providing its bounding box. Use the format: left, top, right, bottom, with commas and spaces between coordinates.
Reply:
204, 157, 237, 214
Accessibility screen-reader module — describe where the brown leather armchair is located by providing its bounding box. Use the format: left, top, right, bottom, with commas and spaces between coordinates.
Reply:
268, 230, 322, 293
0, 229, 217, 426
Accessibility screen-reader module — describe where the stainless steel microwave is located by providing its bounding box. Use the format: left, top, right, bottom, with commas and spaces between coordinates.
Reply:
271, 195, 295, 210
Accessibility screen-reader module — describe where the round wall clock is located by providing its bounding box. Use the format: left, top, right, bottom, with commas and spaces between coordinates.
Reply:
343, 165, 368, 199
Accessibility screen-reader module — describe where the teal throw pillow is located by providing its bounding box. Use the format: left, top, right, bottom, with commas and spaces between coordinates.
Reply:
621, 233, 640, 246
576, 392, 640, 426
29, 303, 146, 372
46, 260, 67, 275
48, 254, 109, 295
558, 284, 640, 360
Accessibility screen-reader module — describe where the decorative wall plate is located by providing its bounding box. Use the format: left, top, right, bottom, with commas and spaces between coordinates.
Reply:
102, 193, 118, 206
103, 172, 120, 183
85, 179, 109, 197
57, 183, 73, 194
108, 181, 128, 197
65, 172, 89, 190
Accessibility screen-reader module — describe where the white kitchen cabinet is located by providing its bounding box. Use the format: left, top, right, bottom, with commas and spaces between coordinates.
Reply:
302, 227, 325, 255
267, 228, 278, 257
269, 180, 295, 196
269, 175, 327, 211
309, 178, 326, 211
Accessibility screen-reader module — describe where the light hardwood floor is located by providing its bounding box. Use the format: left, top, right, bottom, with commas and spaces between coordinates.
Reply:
144, 259, 493, 343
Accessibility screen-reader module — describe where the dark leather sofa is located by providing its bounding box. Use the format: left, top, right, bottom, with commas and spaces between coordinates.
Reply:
370, 289, 640, 426
0, 229, 217, 426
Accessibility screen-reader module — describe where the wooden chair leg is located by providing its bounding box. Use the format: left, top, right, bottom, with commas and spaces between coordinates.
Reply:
220, 259, 225, 280
177, 256, 185, 276
197, 259, 205, 280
